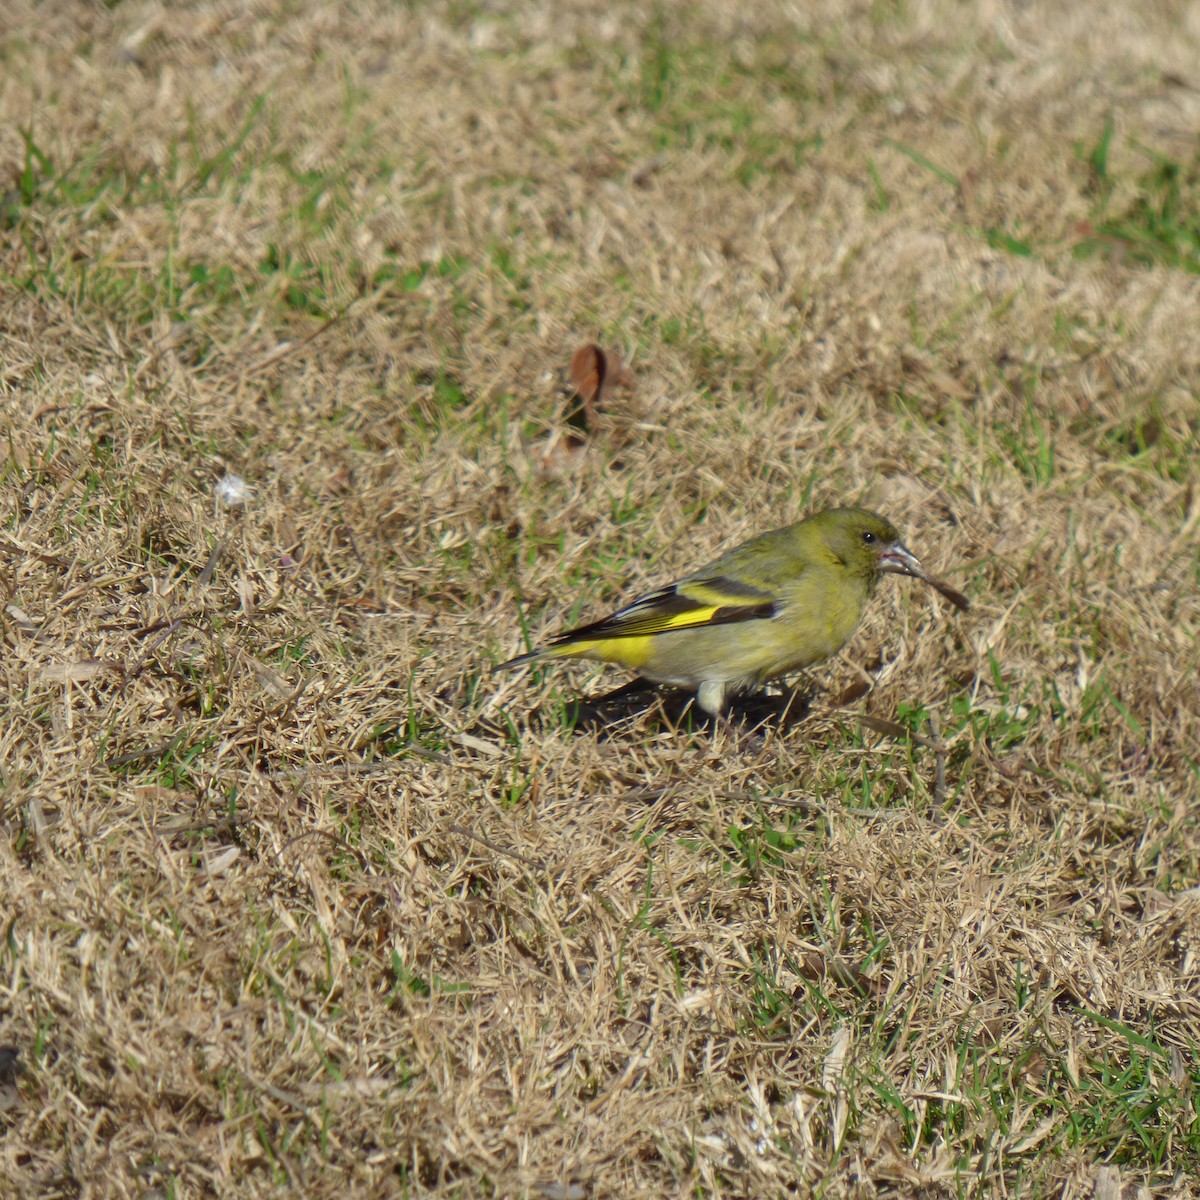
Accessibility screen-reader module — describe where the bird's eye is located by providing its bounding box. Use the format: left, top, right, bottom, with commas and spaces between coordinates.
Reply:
861, 531, 876, 544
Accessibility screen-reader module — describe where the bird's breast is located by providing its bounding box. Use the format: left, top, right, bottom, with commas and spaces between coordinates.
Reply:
771, 570, 871, 670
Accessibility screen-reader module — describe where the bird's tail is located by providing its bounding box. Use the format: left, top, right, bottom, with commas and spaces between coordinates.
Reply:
495, 648, 544, 671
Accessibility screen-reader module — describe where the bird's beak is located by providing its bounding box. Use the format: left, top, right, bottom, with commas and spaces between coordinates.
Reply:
879, 541, 925, 579
880, 539, 972, 612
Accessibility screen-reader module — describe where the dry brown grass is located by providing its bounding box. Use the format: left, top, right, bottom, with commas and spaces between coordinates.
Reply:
2, 1, 1199, 1196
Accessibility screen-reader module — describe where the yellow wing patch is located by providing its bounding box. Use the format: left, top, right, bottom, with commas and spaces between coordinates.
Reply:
586, 603, 725, 638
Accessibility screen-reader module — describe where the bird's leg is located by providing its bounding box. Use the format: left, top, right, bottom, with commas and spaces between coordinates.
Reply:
697, 680, 727, 718
713, 710, 742, 750
696, 680, 744, 748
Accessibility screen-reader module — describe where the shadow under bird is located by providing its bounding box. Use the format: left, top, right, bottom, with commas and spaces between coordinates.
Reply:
499, 506, 969, 716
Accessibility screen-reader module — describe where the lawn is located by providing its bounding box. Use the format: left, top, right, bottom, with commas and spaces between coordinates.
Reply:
1, 1, 1198, 1196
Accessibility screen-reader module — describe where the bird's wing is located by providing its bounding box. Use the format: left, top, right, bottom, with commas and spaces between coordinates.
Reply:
550, 575, 779, 644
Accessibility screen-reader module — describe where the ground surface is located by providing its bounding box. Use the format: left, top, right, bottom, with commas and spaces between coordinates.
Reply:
2, 1, 1199, 1196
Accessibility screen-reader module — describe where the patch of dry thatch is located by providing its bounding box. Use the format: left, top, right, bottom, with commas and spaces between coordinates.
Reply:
1, 1, 1198, 1196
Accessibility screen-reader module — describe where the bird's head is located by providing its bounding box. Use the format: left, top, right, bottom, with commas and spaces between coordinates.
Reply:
816, 507, 925, 583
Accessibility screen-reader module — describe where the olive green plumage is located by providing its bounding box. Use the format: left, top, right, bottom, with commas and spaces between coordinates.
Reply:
500, 506, 953, 715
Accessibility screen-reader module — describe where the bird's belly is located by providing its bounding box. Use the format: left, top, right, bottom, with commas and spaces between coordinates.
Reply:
634, 621, 824, 687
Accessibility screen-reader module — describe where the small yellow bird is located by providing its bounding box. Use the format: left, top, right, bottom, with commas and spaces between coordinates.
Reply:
499, 506, 967, 715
